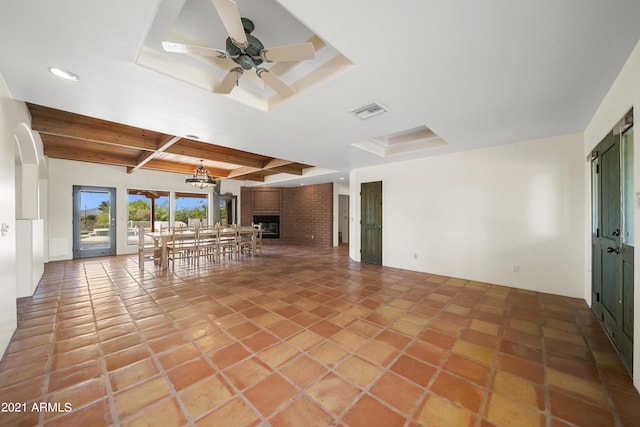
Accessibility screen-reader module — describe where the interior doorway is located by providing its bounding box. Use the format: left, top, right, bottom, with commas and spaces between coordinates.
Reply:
591, 109, 634, 373
361, 181, 382, 264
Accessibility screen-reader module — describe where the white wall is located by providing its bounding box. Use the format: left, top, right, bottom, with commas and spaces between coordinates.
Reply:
584, 40, 640, 388
0, 75, 32, 354
350, 132, 585, 298
48, 158, 242, 260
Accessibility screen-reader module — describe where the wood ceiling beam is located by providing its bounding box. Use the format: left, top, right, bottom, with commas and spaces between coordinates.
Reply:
40, 133, 142, 157
44, 146, 136, 167
28, 103, 160, 151
166, 140, 268, 169
127, 135, 182, 174
141, 158, 231, 177
268, 164, 305, 175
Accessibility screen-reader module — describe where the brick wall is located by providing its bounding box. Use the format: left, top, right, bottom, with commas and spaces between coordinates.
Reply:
240, 183, 333, 247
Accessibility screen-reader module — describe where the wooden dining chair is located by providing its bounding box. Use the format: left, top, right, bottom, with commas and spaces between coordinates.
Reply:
238, 225, 256, 257
167, 226, 198, 268
137, 225, 159, 269
216, 225, 238, 262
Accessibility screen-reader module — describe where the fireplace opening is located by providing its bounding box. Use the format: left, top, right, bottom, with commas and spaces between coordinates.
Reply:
253, 215, 279, 239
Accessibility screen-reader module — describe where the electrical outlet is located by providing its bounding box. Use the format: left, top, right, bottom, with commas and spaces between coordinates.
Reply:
413, 253, 418, 259
512, 264, 520, 273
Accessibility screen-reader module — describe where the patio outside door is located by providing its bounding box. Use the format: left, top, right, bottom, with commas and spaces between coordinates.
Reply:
73, 186, 117, 258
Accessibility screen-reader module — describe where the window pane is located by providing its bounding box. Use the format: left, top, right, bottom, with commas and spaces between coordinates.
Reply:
175, 192, 208, 227
622, 127, 634, 247
127, 189, 169, 245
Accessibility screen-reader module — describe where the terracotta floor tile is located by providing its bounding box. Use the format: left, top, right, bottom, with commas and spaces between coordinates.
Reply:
370, 371, 424, 415
416, 395, 476, 427
485, 392, 545, 427
270, 396, 334, 427
48, 359, 102, 392
418, 328, 457, 349
104, 343, 151, 372
406, 340, 446, 366
114, 376, 171, 418
208, 342, 251, 370
109, 358, 159, 392
258, 342, 299, 368
242, 330, 278, 352
280, 355, 328, 389
550, 390, 616, 426
179, 374, 234, 419
492, 371, 545, 410
309, 320, 342, 338
195, 330, 233, 353
547, 368, 609, 408
121, 397, 186, 427
452, 340, 496, 366
335, 355, 381, 388
431, 371, 484, 412
167, 357, 215, 391
390, 355, 437, 387
306, 373, 361, 415
375, 329, 411, 350
46, 378, 107, 419
356, 340, 397, 366
500, 339, 544, 363
309, 341, 349, 367
245, 373, 298, 417
287, 330, 323, 351
225, 357, 272, 390
3, 245, 638, 427
267, 319, 302, 339
444, 353, 491, 386
343, 394, 406, 427
194, 397, 260, 427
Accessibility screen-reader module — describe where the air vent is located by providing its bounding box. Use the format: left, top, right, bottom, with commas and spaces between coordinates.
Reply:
349, 101, 389, 120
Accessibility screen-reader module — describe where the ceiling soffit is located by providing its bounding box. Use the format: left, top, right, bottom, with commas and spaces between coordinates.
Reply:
137, 0, 353, 111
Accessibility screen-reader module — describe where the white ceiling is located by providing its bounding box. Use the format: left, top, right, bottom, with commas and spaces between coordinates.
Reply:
1, 0, 639, 186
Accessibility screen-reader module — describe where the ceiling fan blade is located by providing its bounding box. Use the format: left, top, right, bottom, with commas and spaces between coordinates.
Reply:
216, 68, 243, 94
162, 41, 229, 58
261, 42, 316, 63
256, 69, 294, 98
211, 0, 247, 47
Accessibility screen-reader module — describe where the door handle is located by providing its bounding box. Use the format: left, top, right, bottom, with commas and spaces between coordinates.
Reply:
607, 246, 620, 254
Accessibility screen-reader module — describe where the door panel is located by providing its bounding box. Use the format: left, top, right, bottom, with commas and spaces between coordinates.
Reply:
73, 186, 117, 258
361, 181, 382, 265
591, 118, 634, 373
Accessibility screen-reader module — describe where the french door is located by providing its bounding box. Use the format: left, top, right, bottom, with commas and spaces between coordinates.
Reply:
361, 181, 382, 264
73, 186, 117, 258
591, 119, 634, 372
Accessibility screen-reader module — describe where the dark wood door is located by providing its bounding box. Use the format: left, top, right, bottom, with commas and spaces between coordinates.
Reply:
361, 181, 382, 264
591, 124, 634, 372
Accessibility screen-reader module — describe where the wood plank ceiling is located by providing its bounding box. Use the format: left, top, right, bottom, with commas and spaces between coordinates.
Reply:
28, 103, 312, 182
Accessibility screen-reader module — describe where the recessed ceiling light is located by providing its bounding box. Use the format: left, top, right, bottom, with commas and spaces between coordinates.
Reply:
48, 67, 79, 81
185, 134, 200, 140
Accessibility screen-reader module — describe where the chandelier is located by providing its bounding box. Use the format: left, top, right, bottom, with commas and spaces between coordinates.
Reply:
185, 160, 217, 189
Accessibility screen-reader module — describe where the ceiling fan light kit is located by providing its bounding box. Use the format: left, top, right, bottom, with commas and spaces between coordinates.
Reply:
162, 0, 316, 98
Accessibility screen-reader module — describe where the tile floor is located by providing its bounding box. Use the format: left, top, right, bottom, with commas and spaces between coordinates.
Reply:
1, 244, 639, 426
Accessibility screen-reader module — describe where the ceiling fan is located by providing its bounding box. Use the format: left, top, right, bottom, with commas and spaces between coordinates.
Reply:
162, 0, 316, 98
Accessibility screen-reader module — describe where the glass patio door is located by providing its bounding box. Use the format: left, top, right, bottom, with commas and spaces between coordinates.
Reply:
73, 186, 117, 258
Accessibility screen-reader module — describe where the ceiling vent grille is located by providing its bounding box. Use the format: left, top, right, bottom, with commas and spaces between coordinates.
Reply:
349, 101, 389, 120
